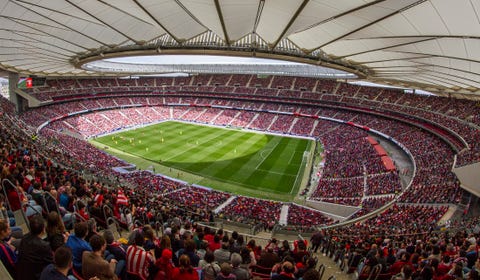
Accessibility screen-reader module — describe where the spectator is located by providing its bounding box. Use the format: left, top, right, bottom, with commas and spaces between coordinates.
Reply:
82, 234, 118, 280
444, 262, 464, 280
466, 245, 478, 270
85, 218, 99, 243
389, 252, 412, 275
271, 261, 296, 280
0, 194, 16, 228
172, 254, 199, 280
153, 248, 174, 280
16, 215, 53, 280
156, 235, 172, 262
278, 240, 292, 260
178, 239, 200, 267
209, 234, 222, 252
126, 230, 155, 280
295, 257, 317, 279
103, 229, 126, 276
215, 262, 237, 280
239, 247, 255, 271
258, 246, 280, 268
39, 246, 73, 280
292, 240, 309, 264
310, 231, 322, 253
0, 218, 17, 277
66, 221, 92, 273
143, 225, 158, 255
214, 237, 231, 265
231, 253, 250, 280
76, 201, 90, 221
200, 251, 221, 280
437, 255, 453, 277
46, 211, 68, 252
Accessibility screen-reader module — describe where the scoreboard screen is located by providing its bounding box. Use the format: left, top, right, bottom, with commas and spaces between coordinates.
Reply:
31, 77, 46, 87
18, 76, 46, 89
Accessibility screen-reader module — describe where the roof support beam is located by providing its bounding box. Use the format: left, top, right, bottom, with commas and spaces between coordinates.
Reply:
419, 72, 480, 88
0, 16, 88, 51
27, 63, 71, 73
214, 0, 230, 45
63, 0, 139, 44
13, 0, 103, 26
298, 0, 388, 33
316, 0, 428, 49
413, 73, 464, 88
174, 0, 208, 29
336, 37, 436, 59
253, 0, 265, 34
131, 0, 181, 43
354, 55, 433, 65
392, 51, 480, 64
413, 62, 480, 78
12, 0, 111, 47
0, 57, 65, 64
348, 35, 480, 40
271, 0, 310, 50
97, 0, 154, 26
0, 46, 68, 60
2, 31, 81, 54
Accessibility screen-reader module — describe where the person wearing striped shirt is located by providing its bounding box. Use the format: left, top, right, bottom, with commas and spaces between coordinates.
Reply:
126, 230, 155, 280
0, 219, 17, 278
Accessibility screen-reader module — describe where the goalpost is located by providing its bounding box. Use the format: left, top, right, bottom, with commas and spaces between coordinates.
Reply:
290, 141, 315, 195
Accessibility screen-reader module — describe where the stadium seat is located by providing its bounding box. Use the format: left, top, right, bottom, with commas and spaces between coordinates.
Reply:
71, 267, 85, 280
317, 263, 326, 280
126, 271, 146, 280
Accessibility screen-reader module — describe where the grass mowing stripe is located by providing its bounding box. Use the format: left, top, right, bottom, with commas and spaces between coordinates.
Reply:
163, 129, 233, 164
194, 132, 261, 174
155, 126, 219, 161
155, 125, 218, 161
92, 121, 313, 199
254, 136, 282, 169
218, 134, 270, 183
208, 133, 267, 183
176, 132, 265, 182
258, 138, 295, 174
168, 130, 236, 171
284, 140, 309, 175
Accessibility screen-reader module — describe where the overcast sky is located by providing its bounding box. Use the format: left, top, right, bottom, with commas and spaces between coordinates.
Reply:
107, 55, 300, 65
1, 57, 432, 94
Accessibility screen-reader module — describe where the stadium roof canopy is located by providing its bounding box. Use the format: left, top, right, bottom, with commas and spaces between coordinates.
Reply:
1, 0, 480, 98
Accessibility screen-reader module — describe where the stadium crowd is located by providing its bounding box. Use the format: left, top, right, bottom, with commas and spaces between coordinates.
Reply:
12, 89, 466, 213
0, 73, 478, 279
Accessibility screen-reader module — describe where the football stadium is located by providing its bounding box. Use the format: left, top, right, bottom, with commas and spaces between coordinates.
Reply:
0, 1, 479, 279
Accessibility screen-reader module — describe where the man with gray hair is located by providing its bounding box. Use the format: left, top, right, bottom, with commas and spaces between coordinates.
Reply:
230, 253, 250, 280
214, 236, 231, 264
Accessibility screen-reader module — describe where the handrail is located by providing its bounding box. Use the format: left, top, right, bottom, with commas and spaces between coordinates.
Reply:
196, 221, 274, 246
318, 264, 326, 280
122, 207, 133, 229
1, 179, 14, 212
41, 192, 66, 229
73, 212, 87, 223
1, 179, 31, 231
73, 200, 90, 223
102, 204, 114, 223
106, 217, 121, 239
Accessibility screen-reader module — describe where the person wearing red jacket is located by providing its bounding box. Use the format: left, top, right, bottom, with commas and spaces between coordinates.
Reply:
172, 254, 199, 280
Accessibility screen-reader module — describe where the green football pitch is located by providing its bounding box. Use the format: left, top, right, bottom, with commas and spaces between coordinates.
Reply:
90, 121, 314, 201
